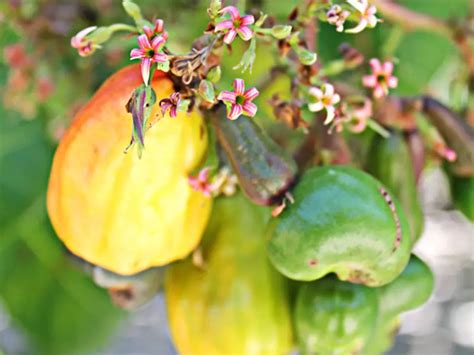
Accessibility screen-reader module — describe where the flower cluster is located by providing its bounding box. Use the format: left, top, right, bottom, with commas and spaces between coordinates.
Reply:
327, 5, 350, 32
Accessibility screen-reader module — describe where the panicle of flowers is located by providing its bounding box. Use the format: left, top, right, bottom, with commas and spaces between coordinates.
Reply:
345, 0, 380, 33
188, 168, 213, 197
215, 6, 255, 44
308, 83, 341, 125
160, 92, 181, 118
363, 58, 398, 98
71, 26, 98, 57
218, 79, 259, 120
327, 5, 350, 32
130, 34, 168, 85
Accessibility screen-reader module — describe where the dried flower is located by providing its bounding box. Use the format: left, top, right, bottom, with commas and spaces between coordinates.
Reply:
211, 167, 238, 196
188, 168, 213, 197
217, 79, 259, 120
71, 26, 98, 57
346, 0, 380, 33
363, 58, 398, 98
130, 34, 167, 85
327, 5, 350, 32
215, 6, 255, 44
160, 92, 181, 118
144, 19, 168, 40
308, 83, 341, 125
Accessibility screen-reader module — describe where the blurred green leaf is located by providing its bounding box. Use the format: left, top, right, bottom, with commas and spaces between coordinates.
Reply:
394, 31, 458, 95
0, 104, 123, 354
398, 0, 471, 19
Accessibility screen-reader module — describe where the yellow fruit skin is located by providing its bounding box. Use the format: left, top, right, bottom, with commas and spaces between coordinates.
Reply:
47, 65, 211, 275
165, 194, 293, 355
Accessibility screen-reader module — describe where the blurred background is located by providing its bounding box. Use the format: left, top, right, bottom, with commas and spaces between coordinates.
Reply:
0, 0, 473, 354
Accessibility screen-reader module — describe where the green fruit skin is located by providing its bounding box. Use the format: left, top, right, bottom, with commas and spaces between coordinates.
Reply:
268, 166, 412, 287
210, 105, 297, 206
366, 133, 424, 242
294, 276, 378, 355
165, 194, 293, 355
450, 175, 474, 221
363, 255, 434, 354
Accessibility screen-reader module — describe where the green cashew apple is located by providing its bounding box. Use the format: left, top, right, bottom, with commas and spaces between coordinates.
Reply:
294, 276, 378, 355
366, 132, 424, 241
165, 193, 293, 354
363, 254, 434, 354
267, 166, 412, 286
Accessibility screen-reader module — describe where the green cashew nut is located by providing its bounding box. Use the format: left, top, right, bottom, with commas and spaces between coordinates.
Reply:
267, 166, 412, 286
366, 132, 424, 242
363, 255, 434, 354
294, 276, 378, 355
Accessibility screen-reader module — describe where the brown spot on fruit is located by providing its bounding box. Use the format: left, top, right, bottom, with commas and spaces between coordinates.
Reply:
308, 259, 318, 267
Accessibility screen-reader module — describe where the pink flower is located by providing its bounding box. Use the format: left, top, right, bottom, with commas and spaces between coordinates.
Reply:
215, 6, 255, 44
130, 34, 167, 85
144, 19, 168, 40
363, 58, 398, 98
327, 5, 350, 32
217, 79, 259, 120
188, 168, 213, 197
308, 83, 341, 124
346, 0, 380, 33
348, 99, 372, 133
434, 142, 457, 162
160, 92, 180, 118
71, 26, 97, 57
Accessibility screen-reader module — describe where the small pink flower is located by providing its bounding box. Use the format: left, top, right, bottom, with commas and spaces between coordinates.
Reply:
71, 26, 97, 57
215, 6, 255, 44
160, 92, 180, 118
363, 58, 398, 98
188, 168, 213, 197
348, 99, 372, 133
327, 5, 350, 32
346, 0, 380, 33
217, 79, 259, 120
144, 19, 168, 40
130, 34, 167, 85
434, 142, 457, 162
308, 83, 341, 125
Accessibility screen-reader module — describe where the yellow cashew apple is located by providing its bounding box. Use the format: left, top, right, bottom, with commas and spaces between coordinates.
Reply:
47, 65, 211, 275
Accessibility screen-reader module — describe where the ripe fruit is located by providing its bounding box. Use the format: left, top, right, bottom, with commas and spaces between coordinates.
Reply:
165, 194, 293, 354
47, 65, 210, 275
268, 166, 412, 286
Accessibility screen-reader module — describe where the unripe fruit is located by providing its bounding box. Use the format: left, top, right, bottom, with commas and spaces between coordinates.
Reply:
294, 277, 378, 355
268, 166, 412, 286
366, 132, 424, 241
47, 65, 211, 275
165, 194, 293, 354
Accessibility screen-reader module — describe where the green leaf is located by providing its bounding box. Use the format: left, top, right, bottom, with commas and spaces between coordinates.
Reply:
0, 105, 123, 354
394, 30, 458, 95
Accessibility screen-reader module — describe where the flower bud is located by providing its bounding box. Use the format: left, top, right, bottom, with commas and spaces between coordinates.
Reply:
271, 25, 292, 39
